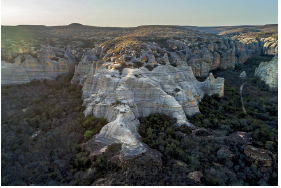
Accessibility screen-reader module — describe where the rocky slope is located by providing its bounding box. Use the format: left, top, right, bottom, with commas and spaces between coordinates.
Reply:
254, 55, 278, 90
72, 40, 224, 158
1, 46, 77, 84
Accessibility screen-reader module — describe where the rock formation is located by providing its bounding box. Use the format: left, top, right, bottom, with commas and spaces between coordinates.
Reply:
187, 171, 204, 182
73, 40, 224, 159
244, 145, 276, 168
239, 71, 247, 79
1, 46, 77, 85
2, 36, 278, 79
167, 36, 277, 77
254, 55, 278, 90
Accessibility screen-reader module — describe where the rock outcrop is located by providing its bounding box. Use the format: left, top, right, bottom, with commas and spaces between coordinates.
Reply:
187, 171, 204, 182
239, 71, 247, 79
166, 36, 277, 77
1, 46, 76, 85
244, 145, 275, 167
227, 131, 276, 171
2, 36, 278, 79
254, 55, 278, 90
73, 40, 225, 159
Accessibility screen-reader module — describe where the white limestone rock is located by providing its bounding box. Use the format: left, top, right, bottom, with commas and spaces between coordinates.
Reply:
74, 41, 225, 158
239, 71, 247, 79
255, 55, 278, 90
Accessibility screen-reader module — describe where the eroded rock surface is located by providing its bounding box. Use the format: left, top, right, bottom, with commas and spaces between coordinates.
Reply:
254, 55, 278, 90
73, 40, 224, 159
166, 36, 277, 76
1, 46, 77, 85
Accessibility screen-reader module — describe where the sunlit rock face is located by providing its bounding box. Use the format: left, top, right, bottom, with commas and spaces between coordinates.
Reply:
1, 46, 77, 85
72, 40, 225, 157
255, 55, 278, 91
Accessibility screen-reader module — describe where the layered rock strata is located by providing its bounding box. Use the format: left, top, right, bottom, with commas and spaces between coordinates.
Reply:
2, 36, 277, 78
166, 37, 277, 76
73, 41, 224, 158
1, 47, 77, 85
254, 55, 278, 90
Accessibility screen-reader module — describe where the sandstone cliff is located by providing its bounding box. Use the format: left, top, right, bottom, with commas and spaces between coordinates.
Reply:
1, 46, 76, 85
254, 55, 278, 90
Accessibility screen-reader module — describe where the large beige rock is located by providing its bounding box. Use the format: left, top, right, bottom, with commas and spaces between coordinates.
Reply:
254, 55, 278, 90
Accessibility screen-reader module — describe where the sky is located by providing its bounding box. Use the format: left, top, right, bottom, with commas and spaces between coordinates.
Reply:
1, 0, 278, 27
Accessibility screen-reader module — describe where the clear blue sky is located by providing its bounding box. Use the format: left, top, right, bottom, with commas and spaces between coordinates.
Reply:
1, 0, 278, 27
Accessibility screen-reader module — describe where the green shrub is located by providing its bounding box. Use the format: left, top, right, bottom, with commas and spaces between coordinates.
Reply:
97, 155, 107, 176
84, 130, 93, 141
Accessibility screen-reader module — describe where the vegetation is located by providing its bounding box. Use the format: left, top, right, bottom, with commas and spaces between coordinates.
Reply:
2, 25, 202, 41
1, 73, 107, 186
139, 113, 192, 163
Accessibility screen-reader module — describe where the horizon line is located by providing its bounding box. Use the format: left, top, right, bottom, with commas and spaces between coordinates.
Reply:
1, 23, 278, 28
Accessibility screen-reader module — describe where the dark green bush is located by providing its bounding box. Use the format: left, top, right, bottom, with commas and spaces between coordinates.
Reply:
84, 130, 93, 141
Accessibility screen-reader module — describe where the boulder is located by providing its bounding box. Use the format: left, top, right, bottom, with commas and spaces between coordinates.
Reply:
187, 171, 204, 182
244, 145, 275, 167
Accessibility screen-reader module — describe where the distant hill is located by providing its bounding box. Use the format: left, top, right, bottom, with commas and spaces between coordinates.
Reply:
183, 24, 278, 38
1, 24, 277, 41
1, 24, 204, 41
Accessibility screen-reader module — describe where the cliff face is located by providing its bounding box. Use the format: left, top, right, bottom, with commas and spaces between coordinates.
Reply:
1, 47, 77, 85
2, 36, 277, 81
169, 37, 277, 77
72, 41, 224, 158
254, 55, 278, 90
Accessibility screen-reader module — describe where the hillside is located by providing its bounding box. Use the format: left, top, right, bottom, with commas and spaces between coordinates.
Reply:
1, 24, 204, 41
184, 24, 278, 38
